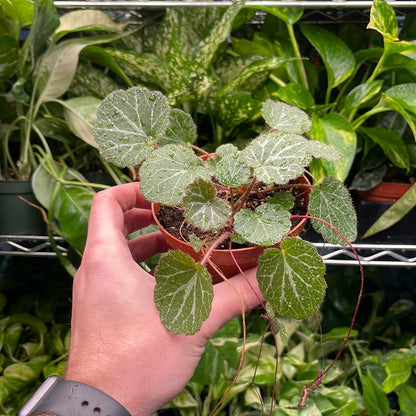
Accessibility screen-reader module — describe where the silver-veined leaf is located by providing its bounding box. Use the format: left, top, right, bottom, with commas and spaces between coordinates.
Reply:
257, 238, 326, 319
94, 87, 170, 167
244, 132, 311, 184
309, 176, 357, 245
140, 145, 210, 205
183, 179, 229, 231
215, 152, 251, 187
159, 109, 197, 146
154, 250, 213, 335
234, 203, 291, 246
262, 100, 311, 134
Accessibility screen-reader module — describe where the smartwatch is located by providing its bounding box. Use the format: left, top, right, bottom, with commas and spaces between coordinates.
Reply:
17, 376, 132, 416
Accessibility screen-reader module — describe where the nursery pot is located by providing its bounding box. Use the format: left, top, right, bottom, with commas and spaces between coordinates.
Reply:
152, 175, 310, 283
357, 181, 413, 202
0, 180, 45, 235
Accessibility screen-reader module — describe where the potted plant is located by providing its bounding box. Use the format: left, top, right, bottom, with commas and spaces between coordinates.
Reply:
94, 86, 357, 337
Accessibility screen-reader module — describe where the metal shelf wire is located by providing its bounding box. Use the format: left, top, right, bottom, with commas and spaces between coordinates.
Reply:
54, 1, 416, 8
0, 235, 68, 257
313, 243, 416, 267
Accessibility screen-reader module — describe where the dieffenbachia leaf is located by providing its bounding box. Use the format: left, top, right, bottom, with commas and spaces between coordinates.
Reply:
183, 179, 230, 231
154, 250, 214, 335
309, 176, 357, 245
94, 87, 170, 167
234, 203, 291, 246
244, 132, 311, 184
257, 238, 326, 320
262, 100, 312, 134
139, 144, 210, 205
159, 108, 197, 146
215, 152, 251, 187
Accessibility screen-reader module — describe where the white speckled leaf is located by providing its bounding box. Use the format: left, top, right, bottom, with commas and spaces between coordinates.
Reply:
262, 100, 312, 134
244, 132, 311, 184
308, 140, 340, 162
309, 176, 357, 245
183, 179, 229, 231
154, 250, 213, 335
139, 145, 210, 205
159, 108, 197, 146
94, 87, 170, 167
257, 238, 326, 319
234, 203, 291, 246
215, 152, 251, 187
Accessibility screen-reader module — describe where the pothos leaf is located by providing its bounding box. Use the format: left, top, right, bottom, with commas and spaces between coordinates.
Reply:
244, 132, 311, 185
183, 179, 230, 231
234, 203, 291, 246
262, 100, 312, 134
139, 145, 210, 205
257, 238, 326, 320
94, 87, 170, 167
309, 176, 357, 245
154, 250, 213, 335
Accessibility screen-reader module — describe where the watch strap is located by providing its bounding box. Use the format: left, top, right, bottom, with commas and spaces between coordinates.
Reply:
17, 376, 132, 416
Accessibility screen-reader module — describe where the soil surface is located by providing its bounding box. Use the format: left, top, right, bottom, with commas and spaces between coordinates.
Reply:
156, 180, 309, 249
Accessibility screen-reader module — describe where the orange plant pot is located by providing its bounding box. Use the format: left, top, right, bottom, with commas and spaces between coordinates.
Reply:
152, 175, 310, 283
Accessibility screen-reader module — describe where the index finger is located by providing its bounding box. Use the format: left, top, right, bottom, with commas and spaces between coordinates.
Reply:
85, 182, 150, 249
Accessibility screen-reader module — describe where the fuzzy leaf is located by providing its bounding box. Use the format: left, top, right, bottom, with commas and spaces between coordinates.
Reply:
234, 203, 291, 246
309, 176, 357, 245
216, 144, 239, 156
215, 152, 251, 187
308, 140, 340, 162
140, 145, 210, 205
257, 239, 326, 320
94, 87, 170, 167
244, 132, 311, 185
183, 179, 229, 231
262, 100, 311, 134
154, 251, 213, 335
267, 191, 295, 210
159, 109, 197, 146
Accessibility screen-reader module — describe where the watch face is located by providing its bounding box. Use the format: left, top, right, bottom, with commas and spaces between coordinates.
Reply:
17, 376, 60, 416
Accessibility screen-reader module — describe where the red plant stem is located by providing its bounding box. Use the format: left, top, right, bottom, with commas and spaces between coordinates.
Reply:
290, 214, 364, 406
234, 176, 258, 214
200, 231, 231, 266
207, 260, 247, 416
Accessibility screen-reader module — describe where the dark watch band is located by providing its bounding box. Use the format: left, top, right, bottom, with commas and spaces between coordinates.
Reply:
17, 376, 132, 416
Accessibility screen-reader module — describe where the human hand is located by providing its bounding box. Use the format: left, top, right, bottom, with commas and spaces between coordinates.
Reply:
65, 182, 262, 416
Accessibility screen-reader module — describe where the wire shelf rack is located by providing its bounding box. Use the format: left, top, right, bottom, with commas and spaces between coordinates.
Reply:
0, 236, 68, 257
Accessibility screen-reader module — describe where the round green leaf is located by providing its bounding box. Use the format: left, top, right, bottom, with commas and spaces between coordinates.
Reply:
139, 145, 210, 205
257, 239, 326, 320
234, 203, 291, 246
262, 100, 311, 134
215, 152, 251, 187
154, 251, 214, 335
159, 108, 197, 146
94, 87, 170, 167
183, 179, 230, 231
244, 132, 311, 185
309, 176, 357, 245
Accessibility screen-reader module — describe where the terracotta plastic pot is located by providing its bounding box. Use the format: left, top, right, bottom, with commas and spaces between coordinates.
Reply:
152, 175, 310, 283
357, 181, 412, 202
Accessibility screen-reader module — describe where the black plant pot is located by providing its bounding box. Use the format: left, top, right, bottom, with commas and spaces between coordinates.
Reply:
0, 180, 45, 235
